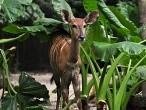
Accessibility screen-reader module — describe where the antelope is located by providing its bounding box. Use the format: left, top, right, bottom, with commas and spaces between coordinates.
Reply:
49, 9, 99, 110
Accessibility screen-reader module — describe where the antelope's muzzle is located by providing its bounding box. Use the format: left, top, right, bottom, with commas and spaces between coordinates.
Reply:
78, 26, 85, 41
78, 35, 85, 41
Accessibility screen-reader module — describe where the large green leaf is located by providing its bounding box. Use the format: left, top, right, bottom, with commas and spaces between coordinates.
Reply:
3, 18, 63, 34
2, 24, 27, 34
82, 21, 108, 53
93, 41, 146, 62
2, 18, 63, 43
19, 0, 32, 5
18, 73, 49, 99
0, 0, 32, 22
34, 18, 63, 26
52, 0, 74, 18
119, 52, 146, 68
1, 96, 17, 110
82, 0, 130, 37
134, 66, 146, 80
16, 93, 30, 110
0, 0, 4, 5
16, 90, 48, 110
93, 42, 117, 62
82, 0, 98, 12
2, 24, 48, 34
97, 0, 125, 28
116, 1, 139, 26
109, 6, 139, 36
118, 41, 146, 55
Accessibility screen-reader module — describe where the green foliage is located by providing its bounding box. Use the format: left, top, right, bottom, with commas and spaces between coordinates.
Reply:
81, 0, 146, 110
81, 46, 100, 98
109, 6, 139, 36
82, 0, 98, 12
20, 3, 44, 22
0, 49, 17, 96
16, 73, 49, 110
1, 0, 146, 110
52, 0, 74, 18
93, 41, 146, 62
2, 18, 63, 43
81, 43, 146, 110
97, 0, 124, 28
117, 1, 139, 25
25, 106, 48, 110
0, 34, 25, 44
1, 96, 17, 110
82, 21, 108, 55
3, 24, 48, 34
0, 0, 32, 22
34, 18, 63, 26
134, 66, 146, 79
18, 73, 49, 98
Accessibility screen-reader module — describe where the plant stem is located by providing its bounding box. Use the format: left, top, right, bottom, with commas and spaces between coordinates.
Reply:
86, 78, 94, 96
116, 55, 146, 109
115, 59, 132, 110
81, 63, 88, 95
139, 39, 146, 44
98, 52, 125, 100
81, 46, 99, 98
121, 80, 145, 110
0, 33, 25, 44
99, 62, 108, 89
0, 49, 17, 95
1, 69, 5, 98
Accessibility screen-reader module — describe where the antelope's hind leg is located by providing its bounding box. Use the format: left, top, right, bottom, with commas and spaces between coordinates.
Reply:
72, 68, 83, 110
61, 71, 72, 109
53, 74, 61, 110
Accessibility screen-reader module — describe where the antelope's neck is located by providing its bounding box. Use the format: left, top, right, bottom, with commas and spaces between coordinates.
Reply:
68, 37, 80, 64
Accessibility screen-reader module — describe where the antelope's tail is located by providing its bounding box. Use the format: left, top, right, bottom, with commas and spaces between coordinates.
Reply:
50, 76, 54, 84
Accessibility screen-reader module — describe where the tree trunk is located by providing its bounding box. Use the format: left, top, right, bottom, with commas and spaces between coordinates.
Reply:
138, 0, 146, 96
139, 0, 146, 39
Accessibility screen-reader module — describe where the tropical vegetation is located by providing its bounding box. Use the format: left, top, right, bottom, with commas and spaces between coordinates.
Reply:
0, 0, 146, 110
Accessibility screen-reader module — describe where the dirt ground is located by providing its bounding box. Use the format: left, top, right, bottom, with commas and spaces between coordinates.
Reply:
0, 72, 95, 110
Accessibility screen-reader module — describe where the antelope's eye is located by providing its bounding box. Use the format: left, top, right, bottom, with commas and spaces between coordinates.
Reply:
83, 24, 88, 28
72, 25, 77, 28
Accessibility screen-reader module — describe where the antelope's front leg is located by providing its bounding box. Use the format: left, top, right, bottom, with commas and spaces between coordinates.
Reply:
61, 71, 71, 109
72, 68, 83, 110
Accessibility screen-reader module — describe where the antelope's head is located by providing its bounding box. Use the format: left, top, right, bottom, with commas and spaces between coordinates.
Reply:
61, 10, 99, 41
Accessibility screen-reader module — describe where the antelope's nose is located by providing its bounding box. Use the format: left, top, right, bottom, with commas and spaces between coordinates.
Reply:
78, 35, 85, 41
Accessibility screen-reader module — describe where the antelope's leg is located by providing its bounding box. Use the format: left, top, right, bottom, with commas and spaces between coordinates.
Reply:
72, 68, 82, 110
61, 72, 71, 109
53, 74, 61, 110
56, 86, 61, 110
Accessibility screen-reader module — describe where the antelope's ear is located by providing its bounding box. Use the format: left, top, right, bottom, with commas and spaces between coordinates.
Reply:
84, 10, 99, 24
61, 9, 71, 23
